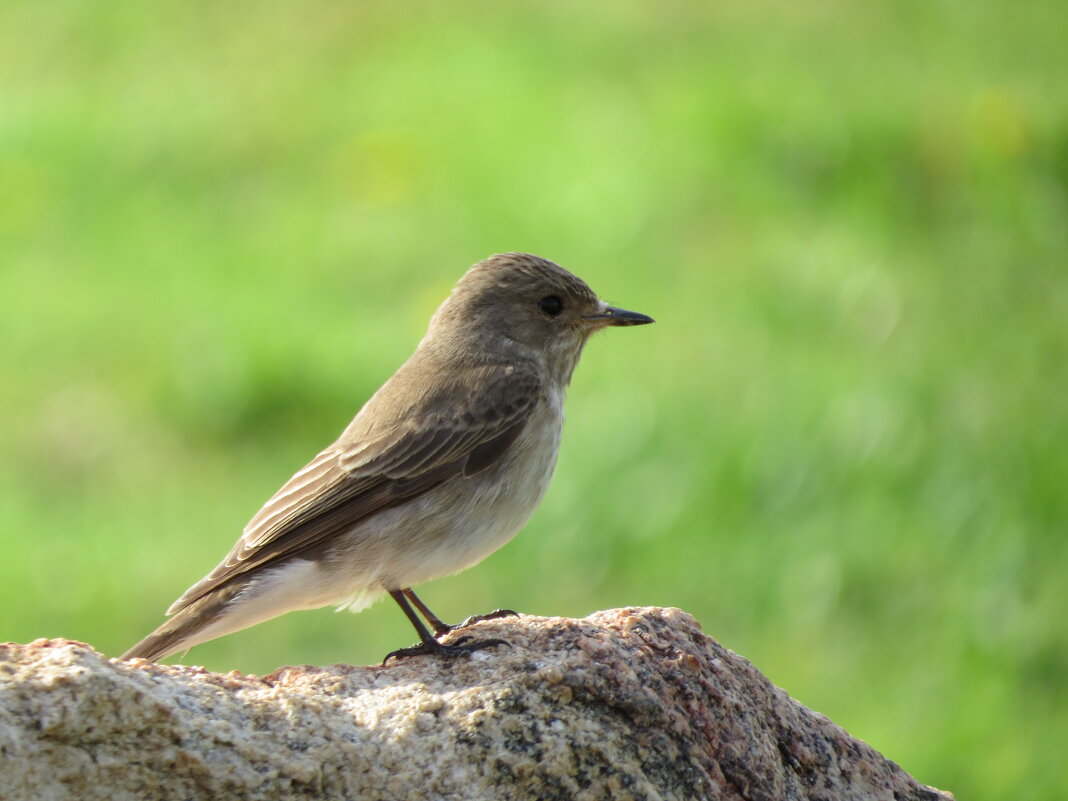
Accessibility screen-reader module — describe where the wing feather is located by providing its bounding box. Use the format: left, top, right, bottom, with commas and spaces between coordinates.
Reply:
168, 362, 540, 615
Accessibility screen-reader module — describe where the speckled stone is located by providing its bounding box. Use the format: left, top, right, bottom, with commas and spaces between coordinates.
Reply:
0, 608, 952, 801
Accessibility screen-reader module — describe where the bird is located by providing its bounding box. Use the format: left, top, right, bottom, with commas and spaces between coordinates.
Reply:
122, 253, 653, 663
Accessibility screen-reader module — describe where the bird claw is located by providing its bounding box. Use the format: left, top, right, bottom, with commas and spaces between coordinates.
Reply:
455, 609, 519, 629
382, 636, 509, 665
425, 608, 520, 638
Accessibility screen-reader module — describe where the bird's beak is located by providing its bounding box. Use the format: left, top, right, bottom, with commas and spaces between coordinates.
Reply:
584, 305, 655, 327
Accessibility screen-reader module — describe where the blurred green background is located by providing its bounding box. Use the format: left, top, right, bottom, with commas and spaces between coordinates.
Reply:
2, 1, 1065, 797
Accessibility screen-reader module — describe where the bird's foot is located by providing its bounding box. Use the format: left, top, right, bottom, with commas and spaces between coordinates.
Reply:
382, 635, 509, 665
426, 608, 519, 637
454, 608, 520, 630
459, 610, 516, 632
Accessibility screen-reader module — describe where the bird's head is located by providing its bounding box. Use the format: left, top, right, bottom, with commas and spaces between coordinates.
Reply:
428, 253, 653, 384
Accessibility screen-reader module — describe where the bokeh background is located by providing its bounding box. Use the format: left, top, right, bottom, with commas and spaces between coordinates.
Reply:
2, 1, 1065, 798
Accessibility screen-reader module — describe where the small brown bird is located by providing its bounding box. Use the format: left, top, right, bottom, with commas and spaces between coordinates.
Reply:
123, 253, 653, 663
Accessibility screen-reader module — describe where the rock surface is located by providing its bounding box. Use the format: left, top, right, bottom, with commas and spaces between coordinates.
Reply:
1, 607, 951, 801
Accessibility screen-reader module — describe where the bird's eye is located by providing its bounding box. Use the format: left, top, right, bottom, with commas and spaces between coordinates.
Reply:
538, 295, 564, 317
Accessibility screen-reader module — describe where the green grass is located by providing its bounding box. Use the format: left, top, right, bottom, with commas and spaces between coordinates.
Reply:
2, 2, 1066, 798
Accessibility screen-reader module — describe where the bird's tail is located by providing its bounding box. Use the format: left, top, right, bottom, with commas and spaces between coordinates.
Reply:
121, 584, 244, 662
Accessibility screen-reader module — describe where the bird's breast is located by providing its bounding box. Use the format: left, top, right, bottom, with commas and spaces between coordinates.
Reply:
493, 388, 565, 513
368, 393, 564, 588
456, 389, 564, 545
323, 390, 566, 596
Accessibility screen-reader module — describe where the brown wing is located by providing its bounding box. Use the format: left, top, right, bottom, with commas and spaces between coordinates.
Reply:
167, 362, 540, 615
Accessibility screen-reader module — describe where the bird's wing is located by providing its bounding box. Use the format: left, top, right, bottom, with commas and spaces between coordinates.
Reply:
167, 363, 541, 615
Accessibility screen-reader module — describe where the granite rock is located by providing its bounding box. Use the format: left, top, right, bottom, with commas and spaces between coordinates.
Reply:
0, 607, 952, 800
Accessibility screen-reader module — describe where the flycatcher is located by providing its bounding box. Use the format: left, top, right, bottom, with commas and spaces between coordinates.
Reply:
123, 253, 653, 663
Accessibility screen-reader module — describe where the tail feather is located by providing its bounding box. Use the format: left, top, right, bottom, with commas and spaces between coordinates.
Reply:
122, 584, 243, 662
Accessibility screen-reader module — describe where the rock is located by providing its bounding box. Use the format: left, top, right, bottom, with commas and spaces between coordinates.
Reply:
0, 607, 951, 801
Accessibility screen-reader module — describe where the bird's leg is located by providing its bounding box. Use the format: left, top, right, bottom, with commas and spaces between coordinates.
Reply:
403, 587, 519, 636
382, 589, 509, 664
401, 588, 453, 636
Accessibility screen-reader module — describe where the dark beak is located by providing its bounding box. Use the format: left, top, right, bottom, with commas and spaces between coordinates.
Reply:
585, 305, 655, 327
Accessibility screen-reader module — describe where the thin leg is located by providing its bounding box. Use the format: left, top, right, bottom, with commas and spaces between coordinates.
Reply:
402, 588, 452, 636
389, 589, 438, 644
383, 589, 510, 665
403, 587, 520, 637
